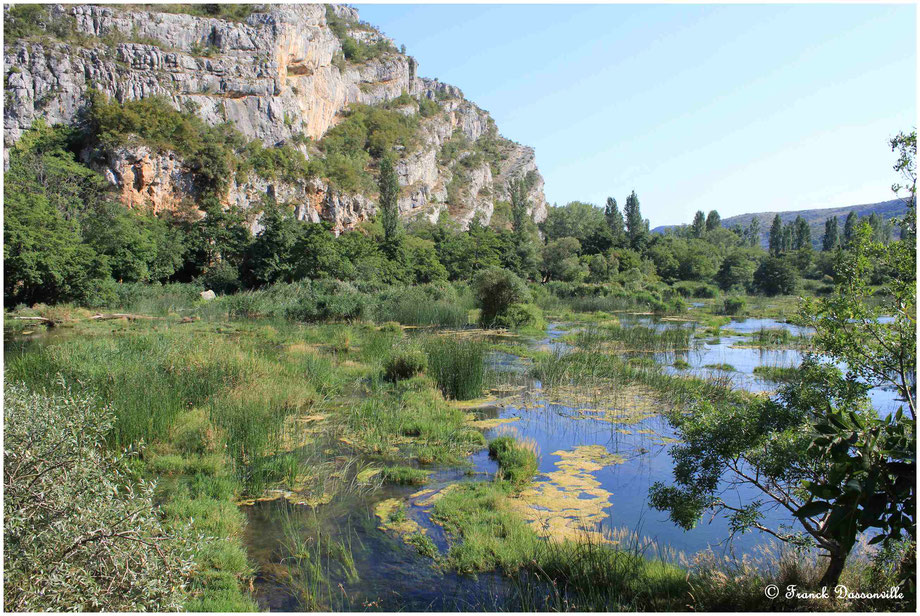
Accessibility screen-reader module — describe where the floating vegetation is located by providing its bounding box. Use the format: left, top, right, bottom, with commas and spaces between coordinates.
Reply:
374, 498, 425, 537
465, 415, 521, 429
752, 365, 799, 383
510, 445, 624, 543
544, 385, 662, 425
703, 363, 736, 372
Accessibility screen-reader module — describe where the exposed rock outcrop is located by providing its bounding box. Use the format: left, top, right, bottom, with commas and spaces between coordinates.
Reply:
4, 4, 547, 232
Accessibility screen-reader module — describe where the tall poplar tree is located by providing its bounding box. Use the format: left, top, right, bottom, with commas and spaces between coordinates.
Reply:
604, 197, 625, 245
690, 210, 706, 238
378, 155, 401, 258
624, 190, 647, 248
768, 214, 784, 256
822, 216, 839, 251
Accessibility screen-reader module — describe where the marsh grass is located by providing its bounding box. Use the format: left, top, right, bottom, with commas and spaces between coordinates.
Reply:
278, 504, 358, 610
750, 326, 808, 348
753, 365, 799, 383
533, 346, 743, 407
574, 323, 694, 353
488, 436, 539, 487
423, 337, 487, 400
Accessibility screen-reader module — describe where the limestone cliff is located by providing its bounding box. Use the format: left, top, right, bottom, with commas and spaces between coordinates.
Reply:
4, 4, 547, 232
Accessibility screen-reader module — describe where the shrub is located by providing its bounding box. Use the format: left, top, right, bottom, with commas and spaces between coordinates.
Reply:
472, 267, 532, 327
383, 345, 428, 382
492, 303, 545, 330
720, 297, 746, 316
424, 338, 486, 400
488, 436, 538, 487
754, 257, 798, 296
3, 383, 192, 611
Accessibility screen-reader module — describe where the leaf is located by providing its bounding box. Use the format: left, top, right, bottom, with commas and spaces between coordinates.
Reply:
796, 500, 831, 518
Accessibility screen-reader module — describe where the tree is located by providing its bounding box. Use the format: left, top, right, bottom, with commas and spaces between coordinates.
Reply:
690, 210, 706, 238
768, 214, 784, 257
822, 216, 839, 251
716, 250, 757, 291
889, 130, 916, 243
604, 197, 625, 246
754, 256, 798, 296
705, 210, 721, 232
4, 383, 191, 611
378, 155, 401, 258
624, 190, 648, 249
792, 215, 811, 251
472, 267, 532, 327
542, 237, 585, 282
243, 200, 304, 286
842, 211, 858, 248
746, 217, 762, 248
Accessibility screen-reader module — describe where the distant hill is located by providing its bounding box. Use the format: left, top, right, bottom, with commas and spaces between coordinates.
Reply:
653, 198, 908, 248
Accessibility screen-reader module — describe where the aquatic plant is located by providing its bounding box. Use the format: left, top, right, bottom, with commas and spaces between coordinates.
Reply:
488, 436, 539, 486
423, 337, 487, 400
382, 344, 428, 382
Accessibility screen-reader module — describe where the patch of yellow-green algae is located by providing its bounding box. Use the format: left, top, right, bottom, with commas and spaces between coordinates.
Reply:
465, 415, 521, 430
543, 385, 662, 425
509, 445, 625, 543
374, 498, 424, 536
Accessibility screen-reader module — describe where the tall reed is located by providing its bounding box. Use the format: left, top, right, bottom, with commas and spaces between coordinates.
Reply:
423, 337, 487, 400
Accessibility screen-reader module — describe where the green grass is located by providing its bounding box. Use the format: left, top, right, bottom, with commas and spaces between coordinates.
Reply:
573, 323, 693, 353
703, 363, 736, 372
381, 465, 430, 485
422, 337, 487, 400
753, 365, 799, 383
488, 436, 539, 487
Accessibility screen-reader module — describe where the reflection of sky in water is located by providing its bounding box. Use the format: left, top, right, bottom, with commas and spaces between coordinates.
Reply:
482, 316, 907, 559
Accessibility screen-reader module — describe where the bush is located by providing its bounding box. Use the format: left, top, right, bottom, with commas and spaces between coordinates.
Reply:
488, 436, 538, 487
720, 297, 746, 316
423, 338, 486, 400
383, 345, 428, 382
3, 383, 192, 611
472, 267, 532, 327
492, 303, 545, 330
754, 257, 798, 296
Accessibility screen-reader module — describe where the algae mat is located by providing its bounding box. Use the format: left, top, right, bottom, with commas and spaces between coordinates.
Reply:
510, 444, 624, 543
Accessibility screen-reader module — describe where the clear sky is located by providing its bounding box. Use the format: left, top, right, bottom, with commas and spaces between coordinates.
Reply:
355, 2, 916, 228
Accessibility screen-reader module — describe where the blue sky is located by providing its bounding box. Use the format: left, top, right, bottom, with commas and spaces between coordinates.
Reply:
355, 3, 916, 227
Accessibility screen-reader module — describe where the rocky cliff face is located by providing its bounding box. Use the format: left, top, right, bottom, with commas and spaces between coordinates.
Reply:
4, 4, 547, 232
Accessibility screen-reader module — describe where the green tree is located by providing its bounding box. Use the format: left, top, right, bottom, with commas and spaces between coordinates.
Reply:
705, 210, 721, 232
754, 256, 798, 296
843, 211, 858, 248
4, 383, 192, 611
378, 155, 402, 258
768, 214, 784, 257
746, 217, 762, 248
716, 250, 757, 291
690, 210, 706, 238
792, 215, 811, 251
604, 197, 625, 246
624, 190, 648, 249
472, 267, 531, 327
889, 130, 916, 243
242, 200, 304, 286
795, 223, 915, 589
542, 237, 585, 282
822, 216, 839, 251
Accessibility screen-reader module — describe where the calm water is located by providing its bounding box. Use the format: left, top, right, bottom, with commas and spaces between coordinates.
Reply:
242, 315, 907, 609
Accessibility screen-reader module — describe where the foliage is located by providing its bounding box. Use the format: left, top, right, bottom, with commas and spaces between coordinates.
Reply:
754, 257, 798, 296
384, 344, 428, 382
423, 337, 486, 400
473, 267, 532, 327
3, 383, 192, 611
488, 436, 539, 487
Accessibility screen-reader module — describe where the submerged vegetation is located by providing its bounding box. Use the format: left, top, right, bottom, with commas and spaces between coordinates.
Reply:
2, 24, 915, 608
